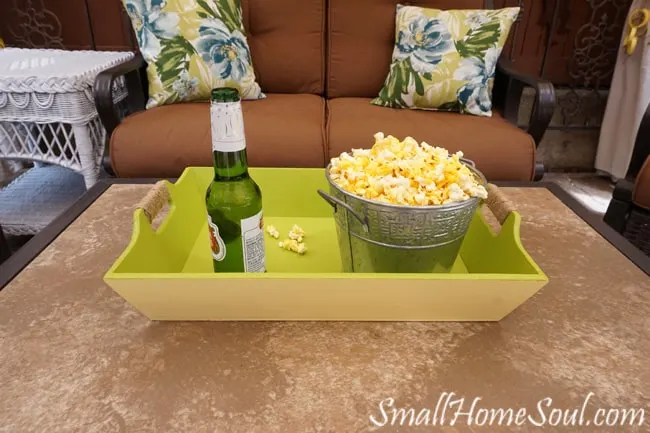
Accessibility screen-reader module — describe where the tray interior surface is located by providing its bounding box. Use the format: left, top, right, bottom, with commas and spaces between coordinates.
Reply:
108, 167, 544, 280
182, 216, 471, 274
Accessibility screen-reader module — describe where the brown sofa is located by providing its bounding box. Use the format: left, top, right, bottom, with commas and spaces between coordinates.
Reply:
95, 0, 555, 181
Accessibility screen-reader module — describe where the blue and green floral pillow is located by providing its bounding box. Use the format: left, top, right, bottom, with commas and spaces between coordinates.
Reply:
123, 0, 264, 109
372, 5, 520, 117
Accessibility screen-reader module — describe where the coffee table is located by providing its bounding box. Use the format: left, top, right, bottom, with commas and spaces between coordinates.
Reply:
1, 179, 649, 432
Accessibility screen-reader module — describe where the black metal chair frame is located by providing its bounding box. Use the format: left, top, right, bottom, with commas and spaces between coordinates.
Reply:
604, 101, 650, 255
0, 225, 10, 265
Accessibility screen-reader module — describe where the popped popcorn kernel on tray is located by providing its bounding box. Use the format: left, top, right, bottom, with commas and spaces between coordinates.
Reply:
288, 224, 305, 243
266, 225, 280, 239
279, 239, 308, 255
271, 225, 308, 255
328, 132, 488, 206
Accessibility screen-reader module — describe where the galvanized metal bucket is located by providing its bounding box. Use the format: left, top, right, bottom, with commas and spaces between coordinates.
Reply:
318, 159, 487, 273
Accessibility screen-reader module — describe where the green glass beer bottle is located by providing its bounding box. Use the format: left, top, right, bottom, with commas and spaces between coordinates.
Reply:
206, 87, 266, 273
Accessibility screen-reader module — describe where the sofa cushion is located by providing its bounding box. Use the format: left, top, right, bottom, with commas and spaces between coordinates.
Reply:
111, 94, 326, 178
328, 0, 487, 98
243, 0, 325, 94
633, 156, 650, 210
326, 97, 535, 181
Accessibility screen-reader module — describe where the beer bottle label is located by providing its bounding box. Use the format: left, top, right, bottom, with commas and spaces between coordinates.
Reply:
210, 102, 246, 152
207, 215, 227, 261
240, 210, 266, 273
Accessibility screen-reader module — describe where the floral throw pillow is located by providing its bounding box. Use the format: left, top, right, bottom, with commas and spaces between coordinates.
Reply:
371, 5, 520, 117
123, 0, 264, 109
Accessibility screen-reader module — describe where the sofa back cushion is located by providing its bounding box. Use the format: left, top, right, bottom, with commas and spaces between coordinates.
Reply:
243, 0, 325, 95
328, 0, 487, 98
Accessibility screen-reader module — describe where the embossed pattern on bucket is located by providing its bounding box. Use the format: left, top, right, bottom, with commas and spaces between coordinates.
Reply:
320, 161, 488, 272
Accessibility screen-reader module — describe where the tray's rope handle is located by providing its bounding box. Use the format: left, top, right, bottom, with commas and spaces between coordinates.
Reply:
485, 183, 517, 225
137, 180, 171, 223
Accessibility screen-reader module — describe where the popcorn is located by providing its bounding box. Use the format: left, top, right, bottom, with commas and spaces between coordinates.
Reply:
288, 225, 305, 243
276, 225, 308, 255
278, 239, 308, 255
266, 225, 280, 239
328, 133, 488, 206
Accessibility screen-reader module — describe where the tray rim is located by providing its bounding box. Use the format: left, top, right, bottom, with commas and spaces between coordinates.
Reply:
103, 167, 548, 283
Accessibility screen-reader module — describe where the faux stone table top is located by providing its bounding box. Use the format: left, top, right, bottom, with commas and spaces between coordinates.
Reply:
1, 185, 649, 432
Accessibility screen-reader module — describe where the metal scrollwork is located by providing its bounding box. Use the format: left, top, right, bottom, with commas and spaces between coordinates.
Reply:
560, 0, 632, 127
569, 0, 630, 88
8, 0, 64, 49
556, 86, 608, 127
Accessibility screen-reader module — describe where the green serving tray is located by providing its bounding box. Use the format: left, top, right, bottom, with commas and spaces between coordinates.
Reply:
104, 167, 548, 322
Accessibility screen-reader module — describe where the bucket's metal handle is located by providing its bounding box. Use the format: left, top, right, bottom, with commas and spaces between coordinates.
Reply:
461, 157, 476, 168
485, 183, 517, 225
317, 190, 370, 233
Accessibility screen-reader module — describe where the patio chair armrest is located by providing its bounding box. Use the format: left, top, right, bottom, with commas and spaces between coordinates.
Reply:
496, 58, 556, 147
604, 179, 635, 233
94, 54, 147, 175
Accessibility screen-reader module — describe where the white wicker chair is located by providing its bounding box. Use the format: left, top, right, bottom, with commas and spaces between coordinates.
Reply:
0, 48, 133, 241
0, 48, 134, 188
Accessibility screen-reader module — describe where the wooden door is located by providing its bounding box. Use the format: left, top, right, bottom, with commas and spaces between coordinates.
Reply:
86, 0, 137, 51
495, 0, 549, 78
495, 0, 632, 86
0, 0, 135, 51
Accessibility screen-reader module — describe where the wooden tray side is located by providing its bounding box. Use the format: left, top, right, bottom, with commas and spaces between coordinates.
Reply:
108, 277, 546, 321
461, 210, 544, 276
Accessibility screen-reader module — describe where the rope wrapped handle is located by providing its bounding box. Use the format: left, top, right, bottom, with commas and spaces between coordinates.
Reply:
485, 183, 517, 225
136, 181, 171, 223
